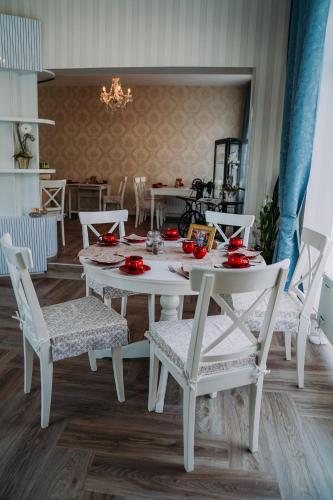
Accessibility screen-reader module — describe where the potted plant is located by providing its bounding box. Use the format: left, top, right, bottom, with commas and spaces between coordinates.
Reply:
14, 123, 35, 169
255, 181, 279, 264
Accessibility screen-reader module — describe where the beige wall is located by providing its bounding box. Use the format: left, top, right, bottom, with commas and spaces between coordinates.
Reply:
2, 0, 290, 215
38, 85, 245, 211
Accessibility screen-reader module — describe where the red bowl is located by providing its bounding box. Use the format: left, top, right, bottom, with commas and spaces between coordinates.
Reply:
164, 228, 179, 238
182, 240, 195, 254
229, 237, 244, 248
193, 245, 207, 259
125, 255, 144, 271
99, 233, 117, 244
227, 253, 249, 267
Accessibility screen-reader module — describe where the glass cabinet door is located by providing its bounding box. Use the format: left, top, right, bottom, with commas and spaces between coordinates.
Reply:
213, 143, 226, 196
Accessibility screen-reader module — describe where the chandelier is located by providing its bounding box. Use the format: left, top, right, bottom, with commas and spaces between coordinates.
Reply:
100, 77, 133, 112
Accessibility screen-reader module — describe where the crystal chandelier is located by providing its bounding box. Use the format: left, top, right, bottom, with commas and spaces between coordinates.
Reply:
100, 77, 133, 112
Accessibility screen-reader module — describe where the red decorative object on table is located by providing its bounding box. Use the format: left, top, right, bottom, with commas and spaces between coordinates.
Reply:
223, 252, 250, 268
125, 255, 144, 271
182, 240, 195, 254
229, 236, 244, 248
193, 245, 207, 259
163, 228, 179, 240
98, 233, 118, 245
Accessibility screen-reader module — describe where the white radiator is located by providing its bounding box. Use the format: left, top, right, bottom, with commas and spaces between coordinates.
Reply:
317, 273, 333, 344
0, 215, 58, 274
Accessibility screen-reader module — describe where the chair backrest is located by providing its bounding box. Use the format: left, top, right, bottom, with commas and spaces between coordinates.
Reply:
79, 209, 128, 248
0, 233, 48, 348
205, 211, 255, 246
118, 176, 128, 207
133, 176, 147, 208
288, 227, 332, 316
40, 180, 66, 216
186, 260, 289, 382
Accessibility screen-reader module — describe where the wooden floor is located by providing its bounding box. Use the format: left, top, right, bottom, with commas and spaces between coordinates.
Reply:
1, 218, 333, 499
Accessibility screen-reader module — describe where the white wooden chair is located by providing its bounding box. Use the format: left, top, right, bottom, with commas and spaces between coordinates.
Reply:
103, 176, 127, 210
0, 233, 128, 428
79, 210, 137, 317
205, 211, 255, 247
133, 176, 164, 229
146, 260, 289, 471
230, 227, 332, 388
40, 179, 67, 246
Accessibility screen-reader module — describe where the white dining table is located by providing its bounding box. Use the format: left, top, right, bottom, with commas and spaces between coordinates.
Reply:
148, 186, 193, 230
79, 241, 264, 361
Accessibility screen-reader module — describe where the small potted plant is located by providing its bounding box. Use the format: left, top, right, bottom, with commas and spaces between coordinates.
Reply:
14, 123, 35, 169
255, 181, 279, 264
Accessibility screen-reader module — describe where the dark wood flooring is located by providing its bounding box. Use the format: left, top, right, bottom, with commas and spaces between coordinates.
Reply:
1, 217, 333, 499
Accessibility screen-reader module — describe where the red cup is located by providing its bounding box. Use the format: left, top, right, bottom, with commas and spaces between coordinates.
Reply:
182, 240, 195, 254
125, 255, 144, 271
164, 228, 179, 238
99, 233, 117, 244
229, 237, 244, 248
227, 252, 249, 267
193, 245, 207, 259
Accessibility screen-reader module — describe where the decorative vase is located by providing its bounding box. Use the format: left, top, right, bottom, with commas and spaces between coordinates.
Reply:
17, 157, 31, 169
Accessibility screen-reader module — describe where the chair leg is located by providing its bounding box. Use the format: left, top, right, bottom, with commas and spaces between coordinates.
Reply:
111, 346, 125, 402
155, 365, 168, 413
183, 386, 196, 472
61, 219, 65, 246
156, 206, 160, 230
23, 336, 34, 394
285, 331, 292, 361
120, 296, 128, 317
88, 350, 97, 371
178, 296, 184, 320
249, 374, 264, 452
40, 353, 53, 428
135, 207, 139, 228
159, 207, 164, 228
148, 345, 159, 411
104, 295, 112, 308
297, 318, 309, 389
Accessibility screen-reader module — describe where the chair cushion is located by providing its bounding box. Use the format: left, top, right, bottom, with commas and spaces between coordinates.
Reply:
229, 291, 302, 335
42, 296, 128, 361
87, 277, 137, 299
146, 315, 256, 376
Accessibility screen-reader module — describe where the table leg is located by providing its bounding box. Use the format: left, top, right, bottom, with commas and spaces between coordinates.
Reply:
69, 188, 72, 219
151, 194, 154, 231
155, 294, 180, 413
99, 188, 102, 211
160, 295, 180, 321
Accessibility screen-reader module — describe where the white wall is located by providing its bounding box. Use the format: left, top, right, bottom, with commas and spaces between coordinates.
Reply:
303, 1, 333, 273
0, 0, 291, 215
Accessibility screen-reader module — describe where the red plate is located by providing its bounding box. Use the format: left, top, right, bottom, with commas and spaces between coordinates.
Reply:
223, 262, 251, 269
162, 235, 180, 240
124, 237, 146, 243
225, 244, 246, 252
119, 264, 151, 275
97, 241, 119, 247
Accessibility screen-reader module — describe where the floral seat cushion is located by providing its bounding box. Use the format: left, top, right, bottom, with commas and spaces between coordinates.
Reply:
146, 315, 257, 376
87, 277, 137, 299
229, 291, 302, 335
42, 296, 128, 362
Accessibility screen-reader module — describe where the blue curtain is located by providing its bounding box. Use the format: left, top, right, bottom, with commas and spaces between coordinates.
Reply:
274, 0, 330, 285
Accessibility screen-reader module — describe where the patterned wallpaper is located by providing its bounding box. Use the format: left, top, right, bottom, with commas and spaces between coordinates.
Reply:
38, 85, 245, 211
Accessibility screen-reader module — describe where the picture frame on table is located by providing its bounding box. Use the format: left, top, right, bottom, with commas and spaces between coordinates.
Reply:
187, 224, 216, 252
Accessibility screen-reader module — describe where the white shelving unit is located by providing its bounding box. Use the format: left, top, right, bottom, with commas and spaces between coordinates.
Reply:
0, 169, 56, 174
0, 70, 57, 216
0, 14, 58, 274
0, 117, 55, 125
